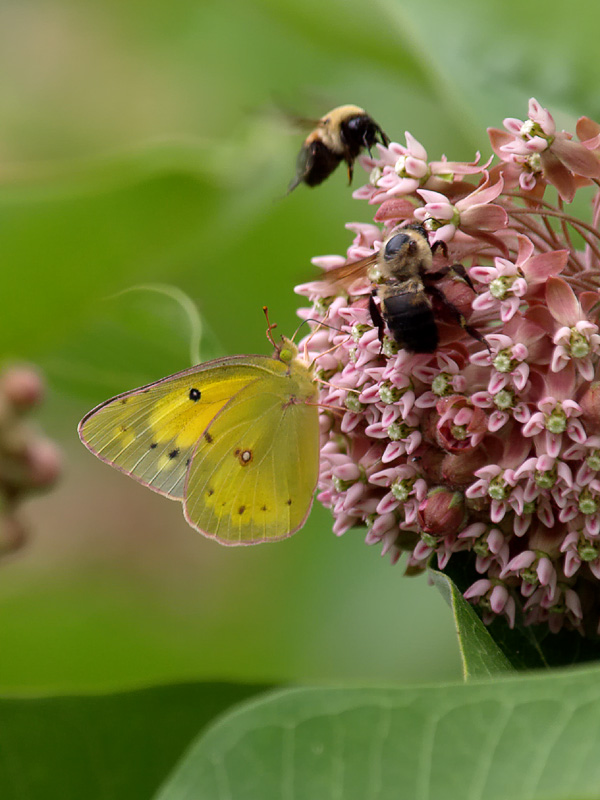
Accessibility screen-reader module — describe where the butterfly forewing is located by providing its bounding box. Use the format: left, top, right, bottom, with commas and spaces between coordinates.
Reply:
184, 360, 319, 544
78, 357, 273, 500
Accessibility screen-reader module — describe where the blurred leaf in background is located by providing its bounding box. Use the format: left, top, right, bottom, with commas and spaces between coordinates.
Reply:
1, 0, 599, 695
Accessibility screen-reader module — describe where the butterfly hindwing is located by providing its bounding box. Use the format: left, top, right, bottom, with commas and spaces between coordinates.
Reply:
184, 360, 319, 543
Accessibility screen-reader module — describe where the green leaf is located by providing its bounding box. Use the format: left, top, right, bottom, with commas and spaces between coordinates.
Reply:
0, 682, 267, 800
430, 569, 513, 679
442, 554, 600, 671
156, 668, 600, 800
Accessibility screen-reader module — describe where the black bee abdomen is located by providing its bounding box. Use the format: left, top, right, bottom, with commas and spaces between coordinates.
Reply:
382, 294, 438, 353
300, 140, 343, 186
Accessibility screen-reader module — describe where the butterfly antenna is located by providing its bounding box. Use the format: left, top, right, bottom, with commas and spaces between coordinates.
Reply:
291, 318, 342, 342
288, 318, 336, 364
289, 317, 343, 362
263, 306, 280, 351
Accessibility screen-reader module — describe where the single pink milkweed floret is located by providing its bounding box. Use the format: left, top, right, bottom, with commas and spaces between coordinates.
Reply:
493, 98, 600, 202
471, 237, 569, 323
463, 579, 516, 628
458, 524, 510, 572
362, 133, 487, 203
545, 277, 600, 380
413, 173, 507, 244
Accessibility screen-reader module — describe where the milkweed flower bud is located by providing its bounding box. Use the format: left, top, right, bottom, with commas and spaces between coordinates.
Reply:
0, 366, 61, 557
298, 99, 600, 636
417, 487, 466, 537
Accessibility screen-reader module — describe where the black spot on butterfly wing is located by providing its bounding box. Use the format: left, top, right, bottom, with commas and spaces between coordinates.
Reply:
189, 388, 201, 402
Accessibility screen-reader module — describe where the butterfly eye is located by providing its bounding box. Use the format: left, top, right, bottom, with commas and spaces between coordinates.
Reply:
189, 388, 201, 401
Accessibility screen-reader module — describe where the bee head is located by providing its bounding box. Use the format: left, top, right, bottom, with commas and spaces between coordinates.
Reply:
343, 115, 380, 148
383, 233, 414, 261
383, 225, 430, 262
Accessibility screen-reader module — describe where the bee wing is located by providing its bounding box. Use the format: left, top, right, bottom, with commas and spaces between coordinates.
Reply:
319, 252, 379, 292
289, 113, 323, 129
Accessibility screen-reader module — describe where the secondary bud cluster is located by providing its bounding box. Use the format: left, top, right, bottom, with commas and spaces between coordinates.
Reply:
297, 98, 600, 635
0, 366, 61, 556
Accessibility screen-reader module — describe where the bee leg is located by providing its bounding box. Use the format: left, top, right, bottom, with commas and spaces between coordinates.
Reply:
425, 267, 448, 281
369, 291, 386, 350
378, 127, 390, 148
426, 263, 477, 293
346, 160, 354, 185
448, 263, 477, 293
430, 240, 448, 258
427, 285, 489, 351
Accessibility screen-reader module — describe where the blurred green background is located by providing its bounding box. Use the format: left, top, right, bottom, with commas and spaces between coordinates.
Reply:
1, 0, 598, 692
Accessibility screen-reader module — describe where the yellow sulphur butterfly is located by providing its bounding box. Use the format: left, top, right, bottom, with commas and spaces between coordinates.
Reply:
78, 336, 320, 545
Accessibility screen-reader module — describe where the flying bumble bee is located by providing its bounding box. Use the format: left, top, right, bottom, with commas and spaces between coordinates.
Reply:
288, 105, 389, 193
319, 223, 487, 354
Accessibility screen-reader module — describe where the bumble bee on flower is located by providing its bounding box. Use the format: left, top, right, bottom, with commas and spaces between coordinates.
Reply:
298, 98, 600, 637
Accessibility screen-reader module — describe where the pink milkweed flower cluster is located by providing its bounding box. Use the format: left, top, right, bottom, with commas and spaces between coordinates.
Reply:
296, 98, 600, 636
